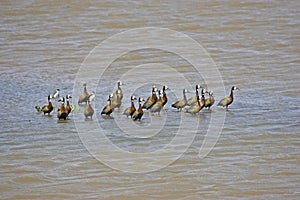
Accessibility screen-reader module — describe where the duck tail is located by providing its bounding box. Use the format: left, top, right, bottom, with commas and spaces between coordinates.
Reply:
35, 105, 42, 113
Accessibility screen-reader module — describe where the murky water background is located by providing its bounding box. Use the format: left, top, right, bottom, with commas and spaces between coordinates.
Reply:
1, 0, 299, 199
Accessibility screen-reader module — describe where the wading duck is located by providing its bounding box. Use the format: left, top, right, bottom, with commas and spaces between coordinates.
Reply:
132, 97, 144, 121
150, 90, 164, 114
123, 95, 137, 117
41, 95, 53, 115
142, 85, 158, 110
217, 86, 239, 110
112, 90, 122, 109
57, 97, 68, 120
187, 84, 202, 106
172, 89, 188, 111
101, 94, 114, 116
78, 82, 89, 104
113, 80, 123, 101
65, 94, 72, 115
186, 88, 206, 114
84, 93, 95, 119
204, 91, 215, 109
161, 85, 169, 107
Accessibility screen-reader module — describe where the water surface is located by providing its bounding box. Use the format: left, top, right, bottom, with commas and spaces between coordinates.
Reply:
1, 0, 299, 199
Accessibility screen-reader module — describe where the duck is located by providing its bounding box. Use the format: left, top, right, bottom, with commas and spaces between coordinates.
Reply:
84, 93, 95, 119
65, 94, 72, 115
204, 91, 215, 109
52, 89, 60, 99
101, 94, 114, 116
132, 97, 144, 121
113, 80, 123, 101
217, 86, 239, 110
142, 85, 158, 110
186, 88, 206, 114
161, 85, 169, 107
187, 84, 202, 106
171, 89, 188, 111
123, 95, 137, 117
112, 90, 122, 109
57, 97, 68, 120
150, 90, 164, 114
41, 95, 53, 115
78, 82, 89, 104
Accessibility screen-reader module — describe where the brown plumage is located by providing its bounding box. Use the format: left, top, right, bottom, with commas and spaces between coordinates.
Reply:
101, 94, 114, 116
65, 94, 72, 115
113, 80, 123, 101
123, 96, 137, 117
150, 90, 164, 114
187, 84, 202, 106
41, 95, 53, 115
132, 97, 144, 121
142, 86, 158, 109
78, 82, 89, 104
161, 85, 169, 107
186, 89, 206, 114
84, 94, 95, 119
112, 90, 122, 109
57, 97, 68, 120
217, 86, 239, 110
204, 91, 215, 109
172, 89, 188, 111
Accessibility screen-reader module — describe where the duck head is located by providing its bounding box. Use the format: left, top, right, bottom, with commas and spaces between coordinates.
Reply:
139, 97, 145, 103
163, 85, 169, 91
232, 86, 240, 91
131, 95, 137, 101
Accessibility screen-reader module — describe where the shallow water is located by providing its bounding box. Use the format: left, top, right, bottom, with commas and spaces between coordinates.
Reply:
1, 0, 299, 199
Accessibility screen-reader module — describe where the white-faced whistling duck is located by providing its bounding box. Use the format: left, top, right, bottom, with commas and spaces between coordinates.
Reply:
162, 85, 169, 107
142, 85, 158, 110
84, 93, 95, 119
123, 95, 137, 117
217, 86, 239, 110
186, 88, 206, 114
65, 94, 72, 115
204, 91, 215, 109
101, 94, 114, 116
132, 97, 144, 121
112, 90, 122, 109
172, 89, 188, 111
187, 84, 202, 106
57, 97, 68, 120
113, 80, 123, 101
41, 95, 53, 115
53, 89, 60, 99
150, 90, 164, 114
78, 82, 89, 104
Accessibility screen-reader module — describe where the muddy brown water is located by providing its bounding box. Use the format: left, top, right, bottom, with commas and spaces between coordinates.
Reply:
1, 1, 299, 199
